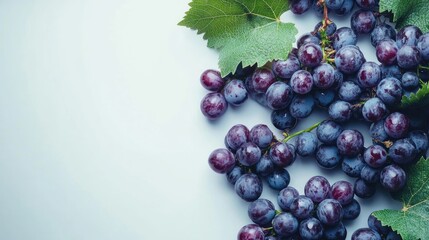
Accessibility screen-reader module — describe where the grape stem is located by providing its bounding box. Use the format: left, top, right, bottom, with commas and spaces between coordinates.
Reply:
282, 121, 322, 143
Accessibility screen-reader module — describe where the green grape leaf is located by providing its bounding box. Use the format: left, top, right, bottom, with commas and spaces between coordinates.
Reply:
401, 82, 429, 109
380, 0, 429, 32
178, 0, 298, 76
373, 157, 429, 240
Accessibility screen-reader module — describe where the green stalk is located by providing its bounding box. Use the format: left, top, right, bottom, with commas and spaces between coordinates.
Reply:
282, 121, 322, 143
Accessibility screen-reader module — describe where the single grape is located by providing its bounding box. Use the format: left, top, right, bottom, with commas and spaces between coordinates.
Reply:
342, 154, 366, 177
335, 0, 354, 15
248, 198, 276, 227
371, 23, 396, 47
397, 45, 421, 69
376, 39, 398, 65
237, 224, 265, 240
354, 178, 376, 198
271, 109, 297, 131
325, 0, 345, 10
290, 195, 314, 219
269, 142, 296, 168
316, 144, 343, 169
223, 79, 248, 106
335, 45, 365, 74
384, 112, 410, 139
313, 89, 335, 108
357, 62, 381, 88
376, 77, 403, 106
342, 199, 361, 220
290, 0, 312, 14
289, 94, 315, 119
265, 81, 294, 110
363, 145, 388, 168
296, 132, 318, 156
389, 138, 417, 164
368, 213, 391, 235
329, 100, 352, 122
324, 222, 347, 240
337, 130, 364, 156
330, 180, 354, 205
417, 33, 429, 61
251, 68, 276, 93
396, 25, 422, 48
272, 212, 299, 237
313, 63, 335, 89
290, 70, 314, 94
226, 124, 250, 152
370, 120, 389, 143
255, 155, 275, 177
200, 92, 228, 120
235, 173, 263, 202
272, 56, 301, 79
409, 130, 429, 154
338, 81, 362, 102
226, 165, 244, 185
297, 33, 320, 48
380, 164, 406, 192
250, 124, 273, 149
299, 217, 324, 240
267, 168, 291, 190
208, 148, 236, 174
298, 43, 323, 68
278, 186, 299, 211
362, 98, 387, 123
361, 165, 381, 184
351, 228, 382, 240
314, 21, 337, 38
351, 10, 376, 34
316, 120, 342, 144
200, 69, 224, 91
317, 199, 343, 226
333, 27, 357, 50
401, 72, 419, 90
305, 176, 331, 203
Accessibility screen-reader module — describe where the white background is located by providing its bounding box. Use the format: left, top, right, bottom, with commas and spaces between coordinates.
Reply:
0, 1, 401, 239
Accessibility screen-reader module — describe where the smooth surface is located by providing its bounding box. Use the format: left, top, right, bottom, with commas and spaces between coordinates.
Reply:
0, 1, 400, 239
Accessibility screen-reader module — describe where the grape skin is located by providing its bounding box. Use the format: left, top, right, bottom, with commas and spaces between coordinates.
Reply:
265, 81, 294, 110
313, 63, 335, 89
200, 69, 224, 91
363, 145, 388, 168
417, 33, 429, 61
272, 56, 301, 79
272, 212, 299, 237
333, 27, 357, 50
371, 23, 396, 47
317, 199, 343, 226
357, 62, 381, 88
329, 100, 352, 122
208, 148, 236, 174
250, 124, 273, 149
298, 43, 323, 68
290, 195, 314, 219
304, 176, 331, 203
397, 45, 421, 69
376, 77, 403, 106
223, 79, 248, 106
290, 70, 314, 94
316, 144, 343, 169
299, 217, 324, 239
342, 154, 366, 177
376, 40, 398, 65
200, 92, 228, 120
338, 81, 362, 102
226, 124, 250, 151
296, 132, 318, 156
235, 173, 263, 202
351, 228, 382, 240
269, 142, 296, 168
384, 112, 410, 139
330, 180, 354, 205
271, 109, 297, 131
380, 164, 407, 192
354, 178, 376, 199
361, 98, 387, 123
237, 224, 265, 240
289, 94, 315, 119
247, 198, 276, 226
351, 10, 376, 35
337, 129, 364, 156
267, 168, 291, 190
396, 25, 422, 48
290, 0, 312, 15
342, 199, 361, 220
278, 186, 299, 211
335, 45, 365, 74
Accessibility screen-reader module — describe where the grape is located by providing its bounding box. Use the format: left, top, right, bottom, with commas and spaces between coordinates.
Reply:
297, 33, 320, 48
384, 112, 410, 139
235, 173, 263, 202
351, 228, 382, 240
289, 94, 315, 119
313, 89, 335, 108
226, 124, 250, 151
248, 198, 276, 227
290, 195, 314, 219
396, 25, 422, 48
401, 72, 419, 90
272, 212, 299, 237
335, 45, 365, 74
272, 56, 301, 79
342, 199, 361, 220
368, 213, 391, 235
255, 155, 275, 177
237, 224, 265, 240
267, 168, 291, 190
380, 65, 402, 79
337, 130, 364, 156
330, 180, 354, 205
296, 132, 318, 156
370, 120, 389, 143
376, 40, 398, 65
351, 10, 376, 34
363, 145, 388, 168
389, 138, 417, 164
298, 43, 323, 68
278, 186, 299, 211
333, 27, 357, 50
200, 69, 224, 91
316, 144, 343, 169
354, 178, 376, 198
386, 231, 403, 240
290, 70, 314, 94
200, 92, 228, 120
417, 33, 429, 61
317, 199, 343, 226
357, 62, 381, 88
251, 68, 276, 93
271, 109, 297, 131
299, 217, 324, 240
269, 142, 296, 167
397, 45, 421, 69
325, 0, 345, 10
316, 120, 342, 144
380, 164, 407, 192
362, 98, 387, 123
371, 23, 396, 47
305, 176, 331, 203
223, 79, 248, 106
409, 130, 429, 154
338, 81, 362, 102
324, 222, 347, 240
342, 154, 366, 177
226, 165, 244, 185
361, 165, 381, 184
314, 21, 337, 38
376, 77, 403, 106
290, 0, 312, 14
265, 81, 294, 110
313, 63, 335, 89
335, 0, 354, 15
329, 100, 352, 122
250, 124, 273, 149
208, 148, 236, 174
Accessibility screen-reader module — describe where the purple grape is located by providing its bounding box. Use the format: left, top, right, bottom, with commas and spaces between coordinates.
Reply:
208, 148, 236, 174
417, 33, 429, 61
317, 199, 343, 226
409, 130, 429, 154
265, 81, 294, 110
376, 77, 403, 106
380, 64, 402, 79
326, 0, 345, 10
351, 10, 376, 34
371, 23, 396, 47
401, 72, 419, 90
335, 0, 354, 15
278, 186, 299, 211
269, 142, 296, 168
267, 168, 291, 190
235, 173, 263, 202
299, 217, 324, 239
384, 112, 409, 139
226, 165, 244, 185
363, 145, 388, 168
338, 81, 362, 102
316, 120, 342, 144
200, 92, 228, 120
335, 45, 365, 74
324, 222, 347, 240
380, 164, 406, 192
200, 69, 224, 91
370, 120, 389, 143
236, 142, 261, 167
337, 130, 364, 156
251, 68, 276, 93
368, 213, 391, 235
361, 165, 381, 184
289, 94, 315, 119
313, 63, 335, 89
376, 39, 398, 65
342, 154, 366, 177
357, 62, 381, 88
333, 69, 344, 90
250, 124, 273, 149
223, 79, 248, 106
248, 198, 276, 226
271, 109, 297, 131
330, 180, 354, 205
226, 124, 250, 151
272, 212, 299, 237
255, 155, 275, 177
272, 56, 301, 79
305, 176, 331, 203
354, 178, 376, 198
389, 138, 417, 164
296, 132, 318, 156
314, 21, 337, 38
397, 45, 421, 69
316, 144, 343, 169
351, 228, 381, 240
290, 195, 314, 219
362, 98, 387, 123
396, 25, 422, 48
329, 100, 352, 122
313, 89, 336, 108
342, 199, 361, 220
290, 0, 312, 14
297, 33, 320, 48
237, 224, 265, 240
298, 43, 323, 68
290, 70, 314, 94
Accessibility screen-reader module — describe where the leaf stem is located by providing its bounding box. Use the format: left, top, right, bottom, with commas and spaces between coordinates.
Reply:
282, 121, 322, 143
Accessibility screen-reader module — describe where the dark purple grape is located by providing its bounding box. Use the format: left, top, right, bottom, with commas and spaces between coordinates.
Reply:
255, 155, 275, 177
316, 120, 342, 144
200, 69, 224, 91
368, 213, 391, 235
380, 64, 402, 79
337, 130, 364, 156
335, 0, 354, 15
298, 43, 323, 68
226, 165, 244, 185
290, 0, 312, 14
357, 62, 381, 88
397, 45, 421, 69
335, 45, 365, 74
417, 33, 429, 61
237, 224, 265, 240
370, 120, 389, 143
235, 173, 263, 202
272, 56, 301, 79
248, 198, 276, 226
316, 144, 343, 169
290, 195, 314, 219
376, 40, 398, 65
386, 230, 402, 240
342, 154, 366, 177
376, 77, 403, 106
362, 98, 387, 123
291, 70, 314, 94
384, 112, 410, 139
251, 68, 276, 93
317, 199, 343, 226
363, 145, 388, 168
371, 23, 396, 47
389, 138, 417, 164
351, 10, 376, 34
271, 109, 297, 131
299, 217, 324, 240
313, 89, 336, 108
329, 100, 352, 122
409, 130, 429, 154
401, 72, 419, 90
200, 92, 228, 120
326, 0, 345, 10
223, 79, 248, 106
305, 176, 331, 203
278, 186, 299, 211
314, 21, 337, 38
338, 81, 362, 102
380, 164, 406, 192
351, 228, 381, 240
313, 63, 335, 89
208, 148, 236, 174
356, 0, 377, 9
297, 33, 320, 48
361, 165, 381, 184
324, 222, 347, 240
269, 142, 296, 168
342, 199, 361, 220
296, 132, 318, 156
272, 212, 299, 237
354, 178, 376, 198
265, 81, 294, 110
226, 124, 250, 151
330, 180, 354, 205
396, 25, 422, 48
289, 94, 315, 119
267, 168, 291, 190
250, 124, 273, 149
